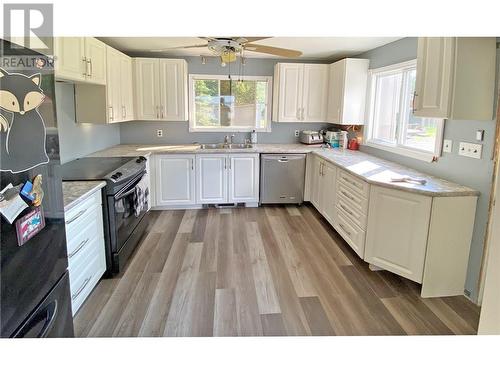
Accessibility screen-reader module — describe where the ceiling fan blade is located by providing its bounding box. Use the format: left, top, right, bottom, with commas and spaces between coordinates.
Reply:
150, 43, 208, 52
245, 43, 302, 58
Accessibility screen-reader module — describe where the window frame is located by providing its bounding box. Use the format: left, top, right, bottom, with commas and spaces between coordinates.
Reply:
363, 59, 445, 163
188, 74, 273, 133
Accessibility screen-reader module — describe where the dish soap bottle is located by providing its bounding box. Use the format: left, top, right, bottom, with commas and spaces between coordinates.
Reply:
251, 130, 257, 144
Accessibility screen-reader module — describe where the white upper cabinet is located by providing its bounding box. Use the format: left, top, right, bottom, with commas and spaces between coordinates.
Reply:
414, 37, 497, 120
326, 58, 369, 125
55, 37, 106, 85
106, 47, 122, 123
155, 155, 196, 206
272, 63, 328, 122
119, 54, 135, 121
134, 58, 188, 121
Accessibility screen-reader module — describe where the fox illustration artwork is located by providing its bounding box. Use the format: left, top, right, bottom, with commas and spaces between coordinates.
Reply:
0, 67, 49, 173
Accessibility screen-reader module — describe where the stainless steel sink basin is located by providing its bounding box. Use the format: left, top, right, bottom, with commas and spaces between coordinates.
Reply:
199, 143, 253, 150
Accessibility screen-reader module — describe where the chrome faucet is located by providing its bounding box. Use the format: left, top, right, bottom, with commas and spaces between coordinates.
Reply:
224, 134, 235, 145
230, 134, 235, 144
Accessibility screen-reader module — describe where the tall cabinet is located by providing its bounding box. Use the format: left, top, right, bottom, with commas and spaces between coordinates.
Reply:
272, 63, 329, 122
134, 58, 188, 121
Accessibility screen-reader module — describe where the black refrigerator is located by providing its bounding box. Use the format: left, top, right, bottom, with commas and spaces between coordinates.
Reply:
0, 40, 74, 338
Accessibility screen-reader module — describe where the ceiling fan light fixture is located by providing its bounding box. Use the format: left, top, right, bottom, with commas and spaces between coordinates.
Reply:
221, 50, 237, 63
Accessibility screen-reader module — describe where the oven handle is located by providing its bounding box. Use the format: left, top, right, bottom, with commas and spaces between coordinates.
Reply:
114, 172, 146, 201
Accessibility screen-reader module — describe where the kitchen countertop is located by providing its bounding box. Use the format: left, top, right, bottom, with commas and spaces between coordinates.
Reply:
62, 181, 107, 212
88, 144, 478, 197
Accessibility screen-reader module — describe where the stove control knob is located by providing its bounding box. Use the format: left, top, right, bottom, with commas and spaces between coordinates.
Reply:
116, 172, 123, 177
136, 156, 147, 163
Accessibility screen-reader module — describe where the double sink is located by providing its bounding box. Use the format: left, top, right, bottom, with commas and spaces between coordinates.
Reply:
199, 143, 253, 150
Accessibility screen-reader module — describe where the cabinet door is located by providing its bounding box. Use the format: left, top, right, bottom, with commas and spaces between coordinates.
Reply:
158, 59, 188, 121
302, 64, 329, 122
196, 155, 227, 204
155, 155, 195, 206
364, 186, 432, 283
54, 37, 86, 82
276, 63, 303, 122
106, 47, 121, 123
319, 161, 337, 225
84, 37, 107, 85
414, 37, 454, 118
120, 54, 134, 121
310, 156, 322, 209
326, 60, 345, 124
228, 154, 259, 203
134, 58, 160, 120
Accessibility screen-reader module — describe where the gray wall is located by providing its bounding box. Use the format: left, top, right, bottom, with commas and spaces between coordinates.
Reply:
356, 37, 500, 302
56, 82, 121, 164
119, 56, 328, 145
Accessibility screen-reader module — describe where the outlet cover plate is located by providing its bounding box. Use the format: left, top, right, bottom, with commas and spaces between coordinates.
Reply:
157, 129, 163, 137
294, 130, 300, 137
443, 139, 452, 153
458, 142, 482, 159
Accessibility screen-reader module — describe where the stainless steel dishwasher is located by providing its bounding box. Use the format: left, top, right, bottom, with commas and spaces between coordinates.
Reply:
260, 154, 306, 204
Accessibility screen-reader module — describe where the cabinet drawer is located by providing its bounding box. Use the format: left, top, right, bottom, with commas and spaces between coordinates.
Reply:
334, 210, 366, 259
337, 182, 369, 214
338, 170, 369, 198
69, 236, 106, 315
65, 190, 102, 235
66, 206, 104, 268
336, 195, 367, 229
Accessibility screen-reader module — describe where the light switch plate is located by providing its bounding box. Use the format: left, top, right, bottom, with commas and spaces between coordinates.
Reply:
443, 139, 452, 153
458, 142, 482, 159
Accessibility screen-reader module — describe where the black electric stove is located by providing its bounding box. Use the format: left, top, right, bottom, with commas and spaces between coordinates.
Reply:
62, 156, 149, 274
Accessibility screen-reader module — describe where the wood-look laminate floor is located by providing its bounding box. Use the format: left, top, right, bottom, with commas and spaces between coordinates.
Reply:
74, 205, 480, 337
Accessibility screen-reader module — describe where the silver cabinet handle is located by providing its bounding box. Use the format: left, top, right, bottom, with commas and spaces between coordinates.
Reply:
338, 222, 352, 236
191, 159, 194, 170
224, 158, 227, 170
65, 208, 87, 224
72, 277, 91, 300
82, 57, 88, 77
160, 105, 164, 119
86, 58, 92, 77
109, 106, 114, 122
69, 238, 89, 259
89, 58, 93, 77
122, 105, 126, 119
412, 91, 418, 113
156, 105, 160, 119
339, 203, 354, 216
296, 108, 301, 120
341, 190, 355, 201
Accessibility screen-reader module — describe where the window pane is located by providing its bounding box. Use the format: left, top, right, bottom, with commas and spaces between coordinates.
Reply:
401, 70, 441, 152
372, 72, 402, 143
192, 77, 269, 129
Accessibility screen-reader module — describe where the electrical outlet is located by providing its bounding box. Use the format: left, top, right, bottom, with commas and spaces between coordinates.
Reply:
458, 142, 482, 159
443, 139, 453, 153
156, 129, 163, 137
294, 130, 300, 137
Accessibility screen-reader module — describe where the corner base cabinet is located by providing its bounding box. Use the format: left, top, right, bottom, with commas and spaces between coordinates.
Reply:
364, 186, 477, 298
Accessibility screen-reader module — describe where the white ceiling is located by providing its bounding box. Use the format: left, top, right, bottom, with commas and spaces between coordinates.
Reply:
98, 37, 402, 60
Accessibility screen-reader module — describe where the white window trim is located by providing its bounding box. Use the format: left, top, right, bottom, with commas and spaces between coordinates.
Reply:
188, 74, 273, 133
363, 60, 445, 163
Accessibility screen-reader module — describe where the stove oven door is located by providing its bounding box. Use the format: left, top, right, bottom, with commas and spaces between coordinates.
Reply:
108, 173, 148, 259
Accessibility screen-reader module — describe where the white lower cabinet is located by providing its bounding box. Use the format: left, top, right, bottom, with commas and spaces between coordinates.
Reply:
364, 186, 432, 283
64, 189, 106, 315
310, 155, 337, 226
195, 153, 259, 204
155, 155, 195, 206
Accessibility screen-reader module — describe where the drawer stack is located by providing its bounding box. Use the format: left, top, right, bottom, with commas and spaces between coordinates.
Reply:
65, 190, 106, 315
334, 170, 370, 258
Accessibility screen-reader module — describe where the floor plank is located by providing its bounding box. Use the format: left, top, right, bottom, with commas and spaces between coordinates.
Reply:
74, 205, 481, 337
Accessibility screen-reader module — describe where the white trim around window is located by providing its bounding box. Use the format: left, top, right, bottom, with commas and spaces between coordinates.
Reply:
188, 74, 273, 133
363, 59, 445, 163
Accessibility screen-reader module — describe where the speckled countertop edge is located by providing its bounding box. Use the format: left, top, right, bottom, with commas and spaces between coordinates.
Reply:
63, 181, 106, 212
87, 144, 479, 198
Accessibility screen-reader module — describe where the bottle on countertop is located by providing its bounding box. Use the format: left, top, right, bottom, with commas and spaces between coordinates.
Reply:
250, 130, 257, 144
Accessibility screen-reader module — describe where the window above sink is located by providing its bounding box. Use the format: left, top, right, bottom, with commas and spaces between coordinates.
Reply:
188, 74, 272, 133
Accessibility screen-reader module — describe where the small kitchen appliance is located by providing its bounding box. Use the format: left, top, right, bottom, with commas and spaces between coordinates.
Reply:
299, 130, 323, 145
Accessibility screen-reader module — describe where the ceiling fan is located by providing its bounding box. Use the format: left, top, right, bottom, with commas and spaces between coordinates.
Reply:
150, 37, 303, 62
